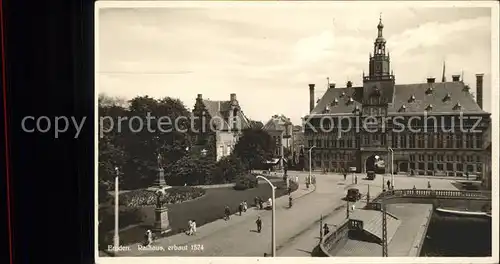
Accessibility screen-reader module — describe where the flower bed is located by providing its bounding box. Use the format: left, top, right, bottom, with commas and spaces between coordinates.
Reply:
119, 187, 206, 207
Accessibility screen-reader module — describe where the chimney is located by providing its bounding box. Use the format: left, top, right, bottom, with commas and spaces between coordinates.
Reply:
452, 75, 460, 82
230, 93, 236, 101
476, 74, 484, 109
427, 77, 435, 84
346, 81, 353, 88
309, 84, 315, 112
329, 83, 336, 89
197, 94, 202, 100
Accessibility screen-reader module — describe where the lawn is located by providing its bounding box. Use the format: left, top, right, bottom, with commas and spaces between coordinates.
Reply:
98, 180, 297, 249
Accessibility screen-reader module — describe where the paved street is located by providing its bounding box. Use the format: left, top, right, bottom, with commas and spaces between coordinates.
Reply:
114, 172, 460, 257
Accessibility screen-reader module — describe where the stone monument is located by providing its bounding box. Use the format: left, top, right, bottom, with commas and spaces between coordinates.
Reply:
154, 153, 167, 187
153, 189, 171, 235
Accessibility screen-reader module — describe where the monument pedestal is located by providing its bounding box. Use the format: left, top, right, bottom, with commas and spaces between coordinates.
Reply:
154, 168, 167, 187
153, 206, 171, 235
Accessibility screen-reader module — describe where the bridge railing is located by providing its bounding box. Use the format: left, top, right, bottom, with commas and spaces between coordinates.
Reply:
319, 219, 350, 256
372, 189, 490, 201
366, 189, 491, 210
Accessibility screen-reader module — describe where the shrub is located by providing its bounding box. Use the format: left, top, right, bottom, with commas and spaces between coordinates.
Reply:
119, 187, 206, 207
234, 173, 258, 190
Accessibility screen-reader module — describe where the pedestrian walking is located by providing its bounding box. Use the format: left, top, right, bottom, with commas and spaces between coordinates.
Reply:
191, 220, 197, 235
224, 205, 231, 221
254, 196, 259, 207
243, 201, 248, 212
289, 195, 293, 208
239, 202, 243, 216
144, 229, 153, 246
259, 197, 264, 210
386, 180, 391, 190
256, 216, 262, 233
427, 181, 432, 189
343, 172, 347, 181
323, 224, 330, 236
287, 186, 292, 196
186, 220, 193, 235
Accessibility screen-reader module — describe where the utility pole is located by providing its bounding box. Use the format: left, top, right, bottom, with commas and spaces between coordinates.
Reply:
381, 201, 388, 257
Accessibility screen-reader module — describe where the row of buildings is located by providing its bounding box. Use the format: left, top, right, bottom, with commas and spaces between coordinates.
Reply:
189, 17, 491, 189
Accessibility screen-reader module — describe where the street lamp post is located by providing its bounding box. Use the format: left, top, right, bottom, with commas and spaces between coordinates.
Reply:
308, 146, 316, 184
114, 167, 120, 251
388, 147, 394, 188
256, 175, 277, 257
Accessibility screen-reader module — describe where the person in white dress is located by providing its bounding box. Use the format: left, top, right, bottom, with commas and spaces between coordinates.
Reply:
146, 230, 153, 245
191, 220, 197, 235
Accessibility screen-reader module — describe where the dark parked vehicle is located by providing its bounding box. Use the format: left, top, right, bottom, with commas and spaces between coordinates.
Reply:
367, 171, 376, 180
346, 188, 362, 202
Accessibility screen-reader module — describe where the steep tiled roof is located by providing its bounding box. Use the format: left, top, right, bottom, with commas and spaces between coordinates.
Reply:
311, 87, 364, 115
389, 82, 484, 114
310, 81, 486, 115
201, 99, 250, 130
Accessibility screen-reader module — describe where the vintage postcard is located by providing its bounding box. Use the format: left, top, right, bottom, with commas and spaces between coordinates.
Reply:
95, 1, 498, 263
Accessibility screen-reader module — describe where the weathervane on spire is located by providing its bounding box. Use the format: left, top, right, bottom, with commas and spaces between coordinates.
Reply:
379, 12, 382, 22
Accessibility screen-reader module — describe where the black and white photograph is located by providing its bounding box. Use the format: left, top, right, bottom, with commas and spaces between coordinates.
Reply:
95, 1, 498, 261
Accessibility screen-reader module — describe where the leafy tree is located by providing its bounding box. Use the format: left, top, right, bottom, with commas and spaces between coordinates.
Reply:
123, 96, 193, 185
167, 154, 216, 186
234, 128, 276, 171
98, 94, 128, 186
212, 155, 246, 184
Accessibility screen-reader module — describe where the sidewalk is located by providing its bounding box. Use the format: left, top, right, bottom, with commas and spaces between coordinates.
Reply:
115, 181, 316, 256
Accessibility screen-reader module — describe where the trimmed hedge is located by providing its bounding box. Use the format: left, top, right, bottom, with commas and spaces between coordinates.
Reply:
119, 187, 206, 207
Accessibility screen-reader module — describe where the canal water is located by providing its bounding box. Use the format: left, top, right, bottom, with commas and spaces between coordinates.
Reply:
420, 211, 492, 256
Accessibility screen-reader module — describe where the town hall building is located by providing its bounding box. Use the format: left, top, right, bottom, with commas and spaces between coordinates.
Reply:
303, 17, 491, 178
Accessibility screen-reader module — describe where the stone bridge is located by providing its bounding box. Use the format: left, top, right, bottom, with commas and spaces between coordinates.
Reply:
366, 189, 491, 212
319, 189, 492, 257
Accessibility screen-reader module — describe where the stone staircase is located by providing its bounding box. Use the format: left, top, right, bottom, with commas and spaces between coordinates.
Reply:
350, 209, 401, 244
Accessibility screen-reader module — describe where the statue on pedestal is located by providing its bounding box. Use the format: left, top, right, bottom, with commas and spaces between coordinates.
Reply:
157, 153, 163, 169
154, 153, 167, 188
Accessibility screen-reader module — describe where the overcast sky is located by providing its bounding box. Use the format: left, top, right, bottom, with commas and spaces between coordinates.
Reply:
97, 2, 493, 124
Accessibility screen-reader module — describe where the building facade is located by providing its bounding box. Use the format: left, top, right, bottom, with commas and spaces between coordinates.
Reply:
304, 18, 491, 177
192, 93, 251, 161
263, 115, 293, 157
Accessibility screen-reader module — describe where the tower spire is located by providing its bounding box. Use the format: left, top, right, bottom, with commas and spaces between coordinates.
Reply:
441, 61, 446, 82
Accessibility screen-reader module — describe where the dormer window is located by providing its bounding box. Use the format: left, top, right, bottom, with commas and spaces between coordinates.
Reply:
425, 104, 433, 111
463, 85, 471, 92
352, 105, 360, 114
399, 105, 406, 112
425, 86, 433, 95
408, 95, 416, 103
347, 97, 354, 104
453, 102, 462, 110
340, 92, 346, 97
331, 98, 339, 106
325, 105, 330, 112
443, 93, 451, 102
